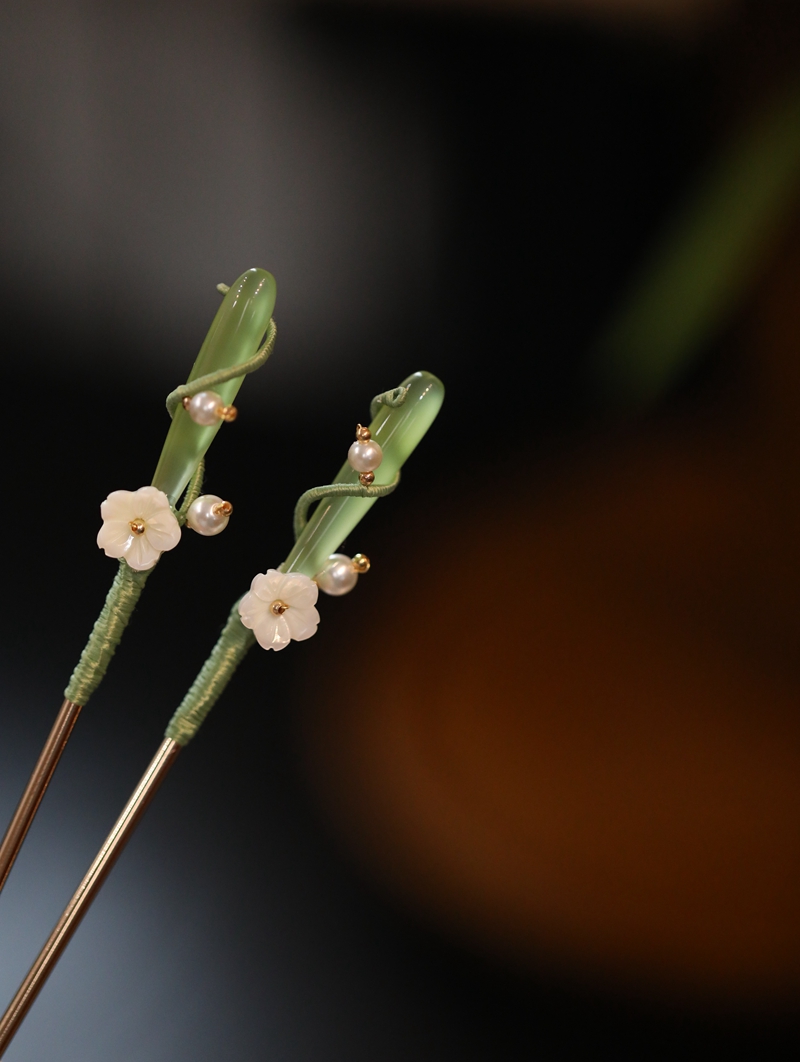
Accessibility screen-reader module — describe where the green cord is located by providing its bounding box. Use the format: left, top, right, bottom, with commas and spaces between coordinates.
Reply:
292, 473, 401, 542
175, 458, 205, 526
166, 318, 277, 418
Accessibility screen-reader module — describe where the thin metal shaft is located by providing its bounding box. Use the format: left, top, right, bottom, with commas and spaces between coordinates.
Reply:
0, 699, 83, 896
0, 738, 180, 1056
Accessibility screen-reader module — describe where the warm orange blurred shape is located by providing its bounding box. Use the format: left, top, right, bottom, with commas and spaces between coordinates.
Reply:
303, 209, 800, 1007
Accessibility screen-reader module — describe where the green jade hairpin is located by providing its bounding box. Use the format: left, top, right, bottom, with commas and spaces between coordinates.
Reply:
0, 279, 444, 1050
0, 269, 277, 898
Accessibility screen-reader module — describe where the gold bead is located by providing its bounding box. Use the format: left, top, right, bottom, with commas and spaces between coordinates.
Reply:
181, 396, 191, 409
352, 553, 370, 573
212, 500, 233, 517
359, 471, 375, 486
271, 600, 289, 616
355, 423, 371, 442
217, 404, 238, 422
129, 519, 146, 536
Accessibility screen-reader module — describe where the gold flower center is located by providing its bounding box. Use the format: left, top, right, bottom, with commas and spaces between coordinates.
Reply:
129, 519, 146, 536
271, 600, 289, 616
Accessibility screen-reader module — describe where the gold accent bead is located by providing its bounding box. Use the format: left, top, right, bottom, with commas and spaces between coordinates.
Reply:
217, 404, 238, 422
352, 553, 370, 573
182, 396, 191, 409
212, 500, 233, 517
129, 519, 146, 536
355, 423, 371, 442
359, 471, 375, 486
271, 600, 289, 615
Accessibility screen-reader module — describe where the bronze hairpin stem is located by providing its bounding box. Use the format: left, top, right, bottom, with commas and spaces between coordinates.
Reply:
0, 740, 180, 1053
0, 700, 83, 894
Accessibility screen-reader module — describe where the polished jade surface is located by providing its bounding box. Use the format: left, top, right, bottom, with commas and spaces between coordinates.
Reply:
152, 268, 276, 503
283, 371, 444, 579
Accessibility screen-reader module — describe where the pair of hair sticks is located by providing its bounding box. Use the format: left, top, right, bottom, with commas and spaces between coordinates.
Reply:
0, 268, 444, 1054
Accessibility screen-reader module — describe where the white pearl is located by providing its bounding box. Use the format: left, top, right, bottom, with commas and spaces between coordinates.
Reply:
315, 553, 359, 596
186, 391, 223, 426
186, 494, 230, 536
348, 438, 383, 473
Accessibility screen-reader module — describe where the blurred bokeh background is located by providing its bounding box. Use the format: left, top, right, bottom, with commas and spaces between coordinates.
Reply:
1, 0, 799, 1057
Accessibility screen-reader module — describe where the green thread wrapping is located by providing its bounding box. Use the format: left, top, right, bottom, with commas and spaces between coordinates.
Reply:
166, 317, 277, 418
164, 386, 409, 746
292, 473, 401, 542
64, 562, 153, 704
165, 602, 255, 745
175, 458, 205, 526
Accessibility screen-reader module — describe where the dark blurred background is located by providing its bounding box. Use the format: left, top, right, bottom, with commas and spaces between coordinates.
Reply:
1, 0, 799, 1058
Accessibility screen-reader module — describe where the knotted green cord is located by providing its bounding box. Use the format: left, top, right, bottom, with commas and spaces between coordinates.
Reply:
370, 384, 408, 420
164, 386, 410, 746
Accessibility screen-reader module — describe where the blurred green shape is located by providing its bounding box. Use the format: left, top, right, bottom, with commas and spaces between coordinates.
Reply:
595, 85, 800, 408
152, 268, 276, 503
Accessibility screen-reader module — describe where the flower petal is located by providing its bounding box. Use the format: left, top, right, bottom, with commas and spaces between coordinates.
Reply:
97, 520, 134, 558
133, 486, 172, 520
121, 534, 161, 571
100, 490, 137, 522
285, 605, 320, 642
144, 514, 181, 553
249, 573, 276, 601
253, 613, 291, 651
241, 573, 320, 650
238, 590, 268, 629
98, 486, 179, 567
263, 569, 289, 597
280, 573, 319, 609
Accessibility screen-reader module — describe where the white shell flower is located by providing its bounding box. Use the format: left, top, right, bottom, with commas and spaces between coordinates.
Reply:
238, 569, 320, 651
97, 486, 182, 571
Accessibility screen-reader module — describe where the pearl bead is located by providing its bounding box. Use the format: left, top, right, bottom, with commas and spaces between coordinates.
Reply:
186, 391, 223, 426
348, 438, 383, 473
186, 494, 231, 536
315, 553, 359, 596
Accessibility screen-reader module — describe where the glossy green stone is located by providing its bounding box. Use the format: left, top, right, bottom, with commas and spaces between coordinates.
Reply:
152, 268, 276, 504
283, 370, 445, 579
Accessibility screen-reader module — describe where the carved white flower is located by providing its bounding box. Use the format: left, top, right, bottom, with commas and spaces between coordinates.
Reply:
97, 486, 181, 571
238, 569, 320, 651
